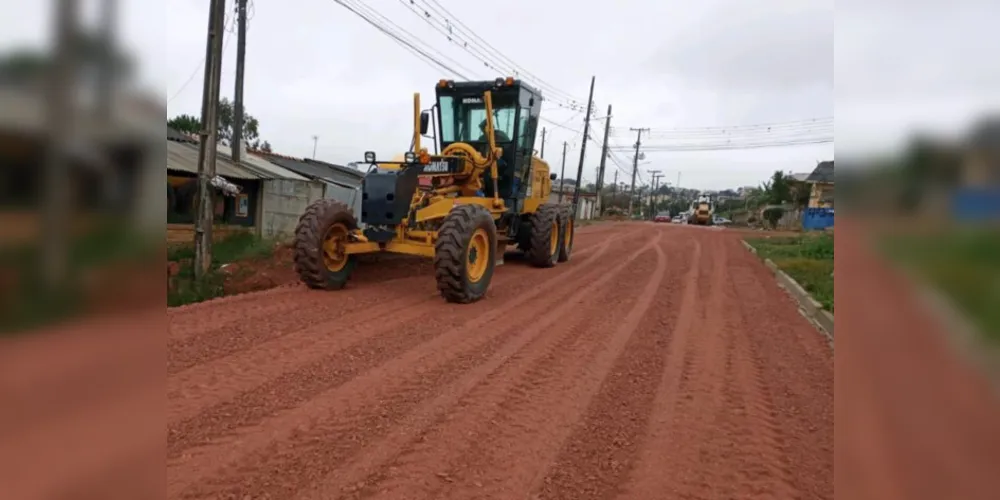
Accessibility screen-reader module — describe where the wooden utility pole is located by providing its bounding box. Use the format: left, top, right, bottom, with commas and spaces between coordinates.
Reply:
627, 127, 649, 216
571, 76, 596, 220
232, 0, 248, 163
194, 0, 227, 279
558, 141, 568, 203
540, 127, 546, 158
594, 104, 612, 215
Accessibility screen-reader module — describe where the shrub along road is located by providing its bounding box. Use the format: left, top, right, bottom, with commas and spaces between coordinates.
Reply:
166, 222, 834, 500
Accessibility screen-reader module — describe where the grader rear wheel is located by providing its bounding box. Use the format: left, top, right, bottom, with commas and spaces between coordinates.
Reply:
294, 199, 358, 290
526, 203, 562, 268
434, 204, 498, 303
558, 207, 574, 263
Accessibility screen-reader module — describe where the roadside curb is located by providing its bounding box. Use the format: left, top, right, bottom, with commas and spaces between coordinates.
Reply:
741, 239, 834, 345
893, 263, 1000, 391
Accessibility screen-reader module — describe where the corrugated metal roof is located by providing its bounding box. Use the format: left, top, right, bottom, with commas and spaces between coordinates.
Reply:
256, 154, 364, 187
167, 139, 262, 179
807, 161, 834, 183
216, 143, 310, 181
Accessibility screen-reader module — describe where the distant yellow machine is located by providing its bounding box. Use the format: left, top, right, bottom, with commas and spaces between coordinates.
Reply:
293, 77, 574, 303
687, 195, 714, 225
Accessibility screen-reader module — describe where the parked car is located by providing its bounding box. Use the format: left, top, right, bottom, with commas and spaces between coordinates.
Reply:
672, 215, 684, 224
654, 212, 672, 223
712, 215, 732, 225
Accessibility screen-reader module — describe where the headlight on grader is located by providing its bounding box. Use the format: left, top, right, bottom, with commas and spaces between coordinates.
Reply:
404, 151, 417, 163
364, 151, 376, 163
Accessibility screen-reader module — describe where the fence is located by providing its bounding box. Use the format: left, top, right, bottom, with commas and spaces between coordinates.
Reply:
802, 207, 835, 230
951, 187, 1000, 221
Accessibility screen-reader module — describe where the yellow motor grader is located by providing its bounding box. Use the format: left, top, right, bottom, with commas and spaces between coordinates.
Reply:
293, 77, 575, 303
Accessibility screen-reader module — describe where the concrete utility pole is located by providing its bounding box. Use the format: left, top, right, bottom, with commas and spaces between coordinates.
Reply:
312, 135, 319, 159
194, 0, 227, 279
648, 170, 662, 220
571, 76, 596, 220
232, 0, 248, 163
611, 170, 618, 207
558, 141, 568, 203
540, 127, 546, 158
594, 104, 612, 216
42, 0, 76, 290
96, 0, 117, 122
627, 127, 649, 217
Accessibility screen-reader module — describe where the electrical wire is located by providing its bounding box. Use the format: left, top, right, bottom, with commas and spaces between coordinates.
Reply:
168, 7, 237, 104
401, 0, 589, 111
334, 0, 472, 78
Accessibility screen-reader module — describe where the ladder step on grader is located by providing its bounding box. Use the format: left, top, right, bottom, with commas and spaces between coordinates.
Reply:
293, 77, 575, 303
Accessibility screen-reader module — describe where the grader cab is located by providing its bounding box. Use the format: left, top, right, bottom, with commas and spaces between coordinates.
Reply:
293, 77, 575, 303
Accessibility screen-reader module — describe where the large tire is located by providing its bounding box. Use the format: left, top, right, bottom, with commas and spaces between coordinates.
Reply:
434, 204, 498, 303
526, 203, 562, 268
294, 199, 358, 290
557, 206, 574, 263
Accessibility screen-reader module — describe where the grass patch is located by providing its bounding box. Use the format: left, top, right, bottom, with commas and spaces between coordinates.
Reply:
883, 228, 1000, 343
1, 219, 160, 335
168, 231, 278, 307
746, 232, 834, 312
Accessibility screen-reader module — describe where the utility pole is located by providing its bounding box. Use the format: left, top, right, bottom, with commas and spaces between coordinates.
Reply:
312, 135, 319, 159
648, 171, 661, 220
571, 76, 596, 220
540, 127, 546, 158
96, 0, 117, 122
594, 104, 612, 216
232, 0, 248, 163
611, 170, 618, 207
42, 0, 76, 290
558, 141, 568, 203
627, 127, 649, 217
194, 0, 227, 279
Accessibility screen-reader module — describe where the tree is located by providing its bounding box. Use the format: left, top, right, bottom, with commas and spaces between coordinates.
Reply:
167, 99, 266, 148
216, 97, 260, 146
0, 30, 134, 84
167, 114, 200, 135
766, 170, 792, 205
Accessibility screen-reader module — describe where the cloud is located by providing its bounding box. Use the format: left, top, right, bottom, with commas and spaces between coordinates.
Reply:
650, 1, 833, 94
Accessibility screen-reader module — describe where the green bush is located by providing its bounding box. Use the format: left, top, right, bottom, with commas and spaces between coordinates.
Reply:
167, 231, 278, 307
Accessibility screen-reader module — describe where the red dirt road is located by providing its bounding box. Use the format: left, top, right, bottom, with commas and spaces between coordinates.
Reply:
167, 223, 834, 500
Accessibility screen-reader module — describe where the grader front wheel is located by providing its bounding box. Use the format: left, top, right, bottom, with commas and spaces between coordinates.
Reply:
434, 204, 498, 303
294, 199, 358, 290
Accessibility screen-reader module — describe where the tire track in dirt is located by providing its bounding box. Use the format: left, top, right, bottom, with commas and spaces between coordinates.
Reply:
168, 280, 434, 374
167, 233, 628, 435
724, 238, 833, 499
428, 235, 678, 500
168, 229, 646, 498
172, 233, 659, 500
609, 232, 742, 500
308, 233, 674, 500
531, 229, 702, 500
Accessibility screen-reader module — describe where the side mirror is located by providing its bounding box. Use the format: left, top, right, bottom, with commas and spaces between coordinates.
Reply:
549, 173, 557, 181
419, 110, 430, 136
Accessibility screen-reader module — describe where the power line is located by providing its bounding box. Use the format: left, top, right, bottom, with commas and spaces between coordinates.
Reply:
401, 0, 588, 111
333, 0, 471, 78
168, 8, 237, 103
627, 137, 834, 152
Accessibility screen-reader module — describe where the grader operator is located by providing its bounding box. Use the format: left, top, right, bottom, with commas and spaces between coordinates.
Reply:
293, 77, 574, 303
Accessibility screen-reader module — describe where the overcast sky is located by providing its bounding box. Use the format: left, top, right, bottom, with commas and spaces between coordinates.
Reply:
3, 1, 997, 190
